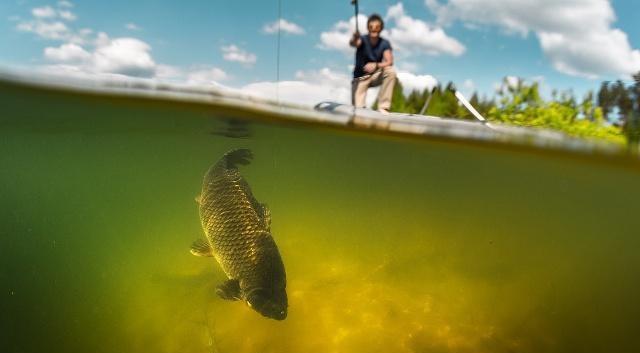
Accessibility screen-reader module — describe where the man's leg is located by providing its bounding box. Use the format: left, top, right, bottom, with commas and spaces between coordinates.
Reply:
376, 67, 397, 111
352, 74, 375, 108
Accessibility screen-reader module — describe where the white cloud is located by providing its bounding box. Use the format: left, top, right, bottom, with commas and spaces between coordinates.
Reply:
462, 79, 474, 90
125, 23, 141, 31
79, 28, 92, 37
318, 14, 368, 55
30, 5, 76, 21
316, 6, 454, 101
294, 67, 350, 88
152, 65, 229, 87
16, 4, 83, 43
41, 43, 228, 85
397, 71, 438, 95
39, 64, 88, 77
242, 67, 353, 107
386, 3, 465, 57
19, 2, 228, 84
319, 6, 464, 58
221, 45, 257, 65
154, 64, 184, 81
44, 43, 90, 62
92, 36, 156, 77
187, 67, 229, 84
397, 61, 419, 73
538, 29, 640, 79
42, 34, 156, 78
58, 10, 76, 21
241, 81, 349, 107
32, 6, 56, 19
17, 20, 70, 41
263, 19, 305, 35
425, 0, 640, 78
505, 76, 520, 88
461, 78, 475, 96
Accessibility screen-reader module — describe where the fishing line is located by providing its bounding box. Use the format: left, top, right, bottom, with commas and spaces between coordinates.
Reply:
276, 0, 282, 104
351, 0, 360, 123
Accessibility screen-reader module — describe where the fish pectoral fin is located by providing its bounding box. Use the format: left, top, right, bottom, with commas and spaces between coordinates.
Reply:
195, 194, 202, 205
190, 239, 213, 257
216, 279, 241, 301
256, 203, 271, 231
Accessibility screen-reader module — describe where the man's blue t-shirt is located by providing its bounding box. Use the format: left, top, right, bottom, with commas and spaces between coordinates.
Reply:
353, 34, 392, 78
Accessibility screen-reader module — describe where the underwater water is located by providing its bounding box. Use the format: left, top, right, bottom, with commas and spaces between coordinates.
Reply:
2, 79, 640, 353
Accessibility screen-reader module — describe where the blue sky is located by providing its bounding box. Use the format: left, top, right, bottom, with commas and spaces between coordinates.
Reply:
1, 0, 639, 107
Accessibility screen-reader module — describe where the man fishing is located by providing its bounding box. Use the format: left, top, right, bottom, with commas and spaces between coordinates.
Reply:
349, 11, 396, 114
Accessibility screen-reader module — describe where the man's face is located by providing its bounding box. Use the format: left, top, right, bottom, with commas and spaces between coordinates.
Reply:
368, 20, 382, 38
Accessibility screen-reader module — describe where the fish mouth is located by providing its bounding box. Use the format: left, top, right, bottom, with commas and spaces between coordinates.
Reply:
258, 306, 287, 320
247, 300, 287, 320
246, 288, 288, 320
269, 308, 287, 321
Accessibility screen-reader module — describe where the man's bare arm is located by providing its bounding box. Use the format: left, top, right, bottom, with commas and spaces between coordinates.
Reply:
378, 49, 394, 68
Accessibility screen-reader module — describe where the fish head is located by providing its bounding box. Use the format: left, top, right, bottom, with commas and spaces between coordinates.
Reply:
246, 287, 288, 320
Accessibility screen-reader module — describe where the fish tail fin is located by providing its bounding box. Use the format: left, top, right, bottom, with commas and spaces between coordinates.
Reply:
223, 148, 253, 169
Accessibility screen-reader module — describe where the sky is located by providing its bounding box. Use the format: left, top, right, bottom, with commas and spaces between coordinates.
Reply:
1, 0, 639, 107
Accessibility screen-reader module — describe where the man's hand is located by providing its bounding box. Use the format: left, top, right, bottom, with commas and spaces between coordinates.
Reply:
349, 31, 361, 47
363, 62, 378, 74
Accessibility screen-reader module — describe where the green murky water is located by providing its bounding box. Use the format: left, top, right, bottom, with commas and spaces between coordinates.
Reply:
2, 80, 640, 353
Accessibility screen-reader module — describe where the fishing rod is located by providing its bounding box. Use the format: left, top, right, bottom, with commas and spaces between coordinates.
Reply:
351, 0, 359, 33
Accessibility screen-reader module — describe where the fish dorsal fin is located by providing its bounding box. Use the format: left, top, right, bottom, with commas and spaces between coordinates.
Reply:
190, 239, 213, 257
223, 149, 253, 169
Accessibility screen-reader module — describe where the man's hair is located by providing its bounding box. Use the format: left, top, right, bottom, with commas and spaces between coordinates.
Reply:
367, 14, 384, 31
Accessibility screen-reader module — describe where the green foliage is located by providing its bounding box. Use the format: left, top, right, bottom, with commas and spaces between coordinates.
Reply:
390, 76, 631, 146
488, 78, 625, 144
626, 73, 640, 150
390, 79, 408, 112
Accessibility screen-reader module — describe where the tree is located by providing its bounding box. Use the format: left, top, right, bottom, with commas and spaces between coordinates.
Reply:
580, 91, 595, 121
613, 80, 633, 123
405, 89, 424, 114
597, 81, 613, 120
626, 72, 640, 149
633, 72, 640, 112
390, 79, 407, 112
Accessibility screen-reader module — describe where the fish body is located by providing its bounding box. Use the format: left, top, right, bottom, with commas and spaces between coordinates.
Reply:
191, 149, 287, 320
